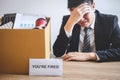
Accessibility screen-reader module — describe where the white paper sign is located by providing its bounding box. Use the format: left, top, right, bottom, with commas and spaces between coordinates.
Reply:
29, 59, 63, 76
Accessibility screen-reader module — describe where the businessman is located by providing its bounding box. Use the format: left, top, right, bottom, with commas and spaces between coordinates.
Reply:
53, 0, 120, 62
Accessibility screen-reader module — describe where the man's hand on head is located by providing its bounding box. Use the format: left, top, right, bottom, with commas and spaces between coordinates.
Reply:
69, 3, 91, 24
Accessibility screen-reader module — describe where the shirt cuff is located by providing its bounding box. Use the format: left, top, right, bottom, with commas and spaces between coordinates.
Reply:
64, 27, 72, 37
96, 54, 100, 61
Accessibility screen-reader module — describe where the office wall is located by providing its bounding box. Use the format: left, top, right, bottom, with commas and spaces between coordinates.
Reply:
0, 0, 120, 53
95, 0, 120, 22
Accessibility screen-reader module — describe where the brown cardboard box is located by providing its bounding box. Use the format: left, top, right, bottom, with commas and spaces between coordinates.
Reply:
0, 18, 51, 74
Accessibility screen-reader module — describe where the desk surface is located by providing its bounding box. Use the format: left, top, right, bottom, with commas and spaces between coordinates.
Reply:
0, 61, 120, 80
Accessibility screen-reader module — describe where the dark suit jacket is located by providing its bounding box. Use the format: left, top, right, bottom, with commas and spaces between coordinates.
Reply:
53, 10, 120, 62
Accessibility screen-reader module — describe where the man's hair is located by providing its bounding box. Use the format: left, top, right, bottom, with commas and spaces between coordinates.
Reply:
68, 0, 93, 8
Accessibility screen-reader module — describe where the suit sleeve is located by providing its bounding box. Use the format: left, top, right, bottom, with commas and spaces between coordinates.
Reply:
53, 16, 70, 57
96, 16, 120, 62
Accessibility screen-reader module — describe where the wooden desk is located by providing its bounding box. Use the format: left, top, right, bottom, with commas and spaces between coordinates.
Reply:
0, 61, 120, 80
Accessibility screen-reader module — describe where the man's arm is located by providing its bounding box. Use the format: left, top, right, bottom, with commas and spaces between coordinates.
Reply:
53, 16, 71, 57
96, 15, 120, 62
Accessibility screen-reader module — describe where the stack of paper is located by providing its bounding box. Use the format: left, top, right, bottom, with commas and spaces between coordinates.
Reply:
0, 21, 13, 29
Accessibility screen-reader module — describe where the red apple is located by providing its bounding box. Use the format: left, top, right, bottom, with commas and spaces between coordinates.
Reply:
35, 18, 47, 29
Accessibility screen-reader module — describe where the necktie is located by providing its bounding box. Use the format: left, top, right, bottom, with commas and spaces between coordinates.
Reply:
82, 27, 91, 52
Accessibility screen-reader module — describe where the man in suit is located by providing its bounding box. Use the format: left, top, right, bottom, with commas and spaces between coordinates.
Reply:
53, 0, 120, 62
